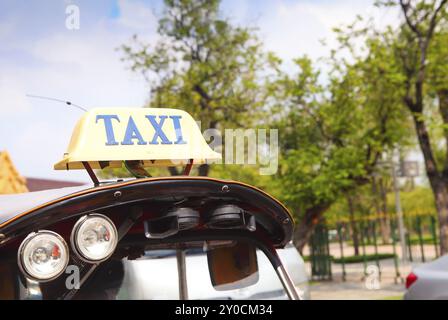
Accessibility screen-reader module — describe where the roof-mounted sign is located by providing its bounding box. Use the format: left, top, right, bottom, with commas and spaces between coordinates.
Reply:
54, 108, 221, 170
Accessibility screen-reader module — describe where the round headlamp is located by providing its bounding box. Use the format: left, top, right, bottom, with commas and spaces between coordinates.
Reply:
71, 214, 118, 262
18, 230, 69, 281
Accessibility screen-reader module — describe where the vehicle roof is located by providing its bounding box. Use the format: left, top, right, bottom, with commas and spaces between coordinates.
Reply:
0, 177, 294, 247
0, 185, 91, 226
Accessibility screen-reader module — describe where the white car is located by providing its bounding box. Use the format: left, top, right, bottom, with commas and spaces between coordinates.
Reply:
278, 242, 310, 299
116, 242, 309, 300
404, 255, 448, 300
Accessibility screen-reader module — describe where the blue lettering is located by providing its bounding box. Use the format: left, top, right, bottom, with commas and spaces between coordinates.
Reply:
146, 115, 172, 145
121, 116, 147, 145
170, 115, 187, 144
96, 115, 120, 146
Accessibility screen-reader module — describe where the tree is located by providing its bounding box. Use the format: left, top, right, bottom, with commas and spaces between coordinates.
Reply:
392, 0, 448, 253
271, 38, 409, 250
121, 0, 269, 176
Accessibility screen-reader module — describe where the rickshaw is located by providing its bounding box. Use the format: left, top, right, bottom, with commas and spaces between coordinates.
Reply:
0, 108, 300, 300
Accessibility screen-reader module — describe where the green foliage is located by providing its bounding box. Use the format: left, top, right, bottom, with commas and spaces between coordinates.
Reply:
208, 164, 277, 194
121, 0, 269, 130
326, 186, 437, 224
98, 163, 171, 179
116, 0, 448, 247
271, 48, 410, 219
393, 187, 437, 215
325, 184, 378, 224
428, 31, 448, 93
408, 234, 436, 244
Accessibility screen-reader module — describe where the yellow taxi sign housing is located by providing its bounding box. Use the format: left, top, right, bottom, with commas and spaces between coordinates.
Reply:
54, 107, 221, 170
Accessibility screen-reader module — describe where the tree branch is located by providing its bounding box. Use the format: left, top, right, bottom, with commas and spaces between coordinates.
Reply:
426, 0, 448, 44
400, 0, 423, 37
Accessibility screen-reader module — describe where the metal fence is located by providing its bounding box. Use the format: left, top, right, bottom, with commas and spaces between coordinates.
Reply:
306, 214, 440, 282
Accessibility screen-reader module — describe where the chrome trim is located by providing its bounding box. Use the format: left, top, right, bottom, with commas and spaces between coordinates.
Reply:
70, 213, 118, 263
276, 264, 301, 300
17, 230, 69, 282
176, 249, 189, 300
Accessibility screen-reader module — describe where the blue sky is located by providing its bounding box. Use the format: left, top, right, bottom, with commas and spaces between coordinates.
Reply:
0, 0, 400, 182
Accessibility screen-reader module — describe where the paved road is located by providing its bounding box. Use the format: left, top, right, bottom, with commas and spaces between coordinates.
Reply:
301, 240, 438, 299
309, 280, 405, 300
304, 259, 423, 300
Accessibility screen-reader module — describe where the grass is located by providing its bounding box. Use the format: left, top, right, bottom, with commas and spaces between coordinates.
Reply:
408, 234, 436, 245
303, 255, 334, 262
332, 253, 396, 264
303, 253, 396, 264
380, 295, 404, 300
344, 234, 436, 247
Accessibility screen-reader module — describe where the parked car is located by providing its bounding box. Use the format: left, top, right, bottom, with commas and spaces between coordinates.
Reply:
278, 242, 310, 300
404, 255, 448, 300
116, 242, 309, 300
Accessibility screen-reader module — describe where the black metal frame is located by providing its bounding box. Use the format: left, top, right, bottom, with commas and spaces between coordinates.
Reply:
81, 158, 195, 186
0, 178, 293, 248
81, 229, 300, 300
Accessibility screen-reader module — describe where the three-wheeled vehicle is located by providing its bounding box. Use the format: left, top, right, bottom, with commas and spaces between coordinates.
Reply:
0, 108, 300, 300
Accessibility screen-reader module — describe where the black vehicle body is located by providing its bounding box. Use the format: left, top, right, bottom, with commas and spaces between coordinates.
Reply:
0, 177, 298, 300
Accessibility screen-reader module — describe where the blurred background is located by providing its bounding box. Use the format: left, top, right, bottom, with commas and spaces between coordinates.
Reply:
1, 0, 448, 299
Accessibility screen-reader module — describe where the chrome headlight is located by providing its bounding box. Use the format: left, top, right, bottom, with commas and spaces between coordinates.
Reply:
71, 214, 118, 262
18, 230, 69, 281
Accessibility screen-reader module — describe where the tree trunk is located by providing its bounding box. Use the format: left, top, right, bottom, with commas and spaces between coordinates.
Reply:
168, 167, 180, 176
379, 177, 391, 244
198, 164, 209, 176
412, 113, 448, 254
347, 195, 360, 256
293, 204, 330, 253
433, 182, 448, 255
437, 89, 448, 254
372, 177, 390, 244
434, 183, 448, 254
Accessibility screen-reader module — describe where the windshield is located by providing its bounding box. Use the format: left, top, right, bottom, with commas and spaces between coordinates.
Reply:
73, 241, 288, 300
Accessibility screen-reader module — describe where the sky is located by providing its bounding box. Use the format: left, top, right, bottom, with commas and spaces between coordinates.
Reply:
0, 0, 403, 183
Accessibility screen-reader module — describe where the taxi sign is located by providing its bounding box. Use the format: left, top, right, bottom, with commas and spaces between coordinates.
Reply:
54, 107, 221, 170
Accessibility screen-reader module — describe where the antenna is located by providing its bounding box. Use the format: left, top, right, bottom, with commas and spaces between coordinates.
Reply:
26, 94, 88, 112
